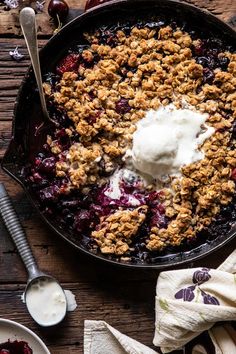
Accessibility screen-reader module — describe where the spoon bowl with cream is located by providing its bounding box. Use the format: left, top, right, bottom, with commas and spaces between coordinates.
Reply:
25, 275, 67, 327
0, 183, 67, 327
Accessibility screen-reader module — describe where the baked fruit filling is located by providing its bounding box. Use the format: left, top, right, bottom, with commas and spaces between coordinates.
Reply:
26, 18, 236, 263
0, 340, 33, 354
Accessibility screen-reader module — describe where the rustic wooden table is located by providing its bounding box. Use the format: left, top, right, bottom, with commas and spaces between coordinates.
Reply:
0, 0, 236, 353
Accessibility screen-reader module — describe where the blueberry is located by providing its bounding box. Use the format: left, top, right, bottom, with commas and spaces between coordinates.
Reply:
74, 210, 91, 233
196, 56, 209, 67
218, 56, 229, 71
64, 213, 74, 224
61, 200, 80, 208
203, 68, 214, 84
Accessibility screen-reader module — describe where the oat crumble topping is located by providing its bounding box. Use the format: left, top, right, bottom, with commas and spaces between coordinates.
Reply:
29, 20, 236, 260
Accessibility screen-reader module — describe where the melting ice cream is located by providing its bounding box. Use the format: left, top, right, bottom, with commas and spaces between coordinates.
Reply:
131, 104, 215, 180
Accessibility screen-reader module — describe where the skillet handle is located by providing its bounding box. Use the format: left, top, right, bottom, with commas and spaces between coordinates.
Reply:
0, 183, 39, 279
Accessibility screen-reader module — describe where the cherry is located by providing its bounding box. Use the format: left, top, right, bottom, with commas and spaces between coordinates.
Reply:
48, 0, 69, 21
85, 0, 111, 11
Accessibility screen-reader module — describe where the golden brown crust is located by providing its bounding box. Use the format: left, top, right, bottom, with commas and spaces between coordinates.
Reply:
91, 206, 148, 255
44, 26, 236, 254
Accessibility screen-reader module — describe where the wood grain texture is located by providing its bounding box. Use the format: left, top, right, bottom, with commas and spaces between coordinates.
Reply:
0, 1, 236, 353
0, 0, 235, 36
0, 0, 85, 36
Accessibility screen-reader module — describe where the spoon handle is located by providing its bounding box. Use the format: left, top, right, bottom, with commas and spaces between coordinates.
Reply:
19, 7, 48, 120
0, 183, 39, 279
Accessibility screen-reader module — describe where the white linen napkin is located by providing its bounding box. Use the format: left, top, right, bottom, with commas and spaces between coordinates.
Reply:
84, 250, 236, 354
84, 320, 157, 354
154, 249, 236, 353
83, 320, 236, 354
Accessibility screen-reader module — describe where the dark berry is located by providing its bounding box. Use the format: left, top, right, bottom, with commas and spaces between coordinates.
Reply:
32, 172, 43, 183
56, 128, 70, 147
145, 21, 165, 29
48, 0, 69, 21
64, 213, 74, 224
221, 205, 232, 218
0, 341, 32, 353
91, 204, 103, 215
44, 72, 59, 87
39, 185, 60, 203
37, 157, 56, 175
121, 181, 135, 194
232, 122, 236, 139
86, 115, 97, 124
193, 41, 205, 56
86, 110, 102, 124
34, 156, 43, 167
50, 109, 70, 127
146, 191, 162, 206
218, 56, 230, 71
196, 56, 209, 67
150, 205, 166, 228
61, 200, 80, 208
74, 210, 91, 233
206, 48, 218, 58
85, 0, 111, 11
207, 56, 217, 70
23, 346, 33, 354
56, 128, 67, 138
116, 98, 131, 114
97, 28, 117, 46
202, 68, 214, 84
231, 168, 236, 181
56, 53, 80, 75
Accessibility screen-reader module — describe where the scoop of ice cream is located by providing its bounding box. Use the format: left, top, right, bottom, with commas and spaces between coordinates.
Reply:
131, 105, 215, 180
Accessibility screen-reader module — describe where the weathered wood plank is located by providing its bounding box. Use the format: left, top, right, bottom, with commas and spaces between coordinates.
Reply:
0, 121, 12, 157
184, 0, 236, 25
0, 2, 235, 353
0, 39, 46, 122
0, 283, 156, 353
0, 0, 235, 37
0, 0, 85, 36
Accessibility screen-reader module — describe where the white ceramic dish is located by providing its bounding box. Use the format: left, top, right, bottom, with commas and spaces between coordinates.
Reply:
0, 318, 50, 353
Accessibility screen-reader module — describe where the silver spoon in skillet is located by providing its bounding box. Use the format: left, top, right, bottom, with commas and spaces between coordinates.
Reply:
0, 183, 67, 327
20, 7, 58, 132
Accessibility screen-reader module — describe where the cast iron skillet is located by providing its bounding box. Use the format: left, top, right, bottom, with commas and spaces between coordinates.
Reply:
2, 0, 236, 269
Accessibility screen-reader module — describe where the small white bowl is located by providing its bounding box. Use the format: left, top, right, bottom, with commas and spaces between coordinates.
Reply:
0, 318, 50, 353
